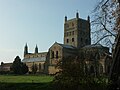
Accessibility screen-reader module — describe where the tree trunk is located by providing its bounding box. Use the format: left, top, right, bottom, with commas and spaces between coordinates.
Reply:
109, 0, 120, 89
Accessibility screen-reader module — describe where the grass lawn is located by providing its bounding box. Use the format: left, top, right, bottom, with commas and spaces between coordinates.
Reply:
0, 75, 54, 90
0, 75, 53, 83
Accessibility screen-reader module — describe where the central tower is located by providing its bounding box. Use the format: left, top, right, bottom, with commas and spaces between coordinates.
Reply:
64, 12, 91, 48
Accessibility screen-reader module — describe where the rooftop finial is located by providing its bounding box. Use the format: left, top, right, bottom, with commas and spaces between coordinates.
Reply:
87, 15, 90, 22
25, 43, 27, 47
76, 11, 79, 19
24, 43, 28, 56
65, 16, 67, 22
35, 44, 38, 53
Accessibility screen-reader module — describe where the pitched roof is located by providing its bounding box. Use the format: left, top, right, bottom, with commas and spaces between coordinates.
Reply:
54, 42, 77, 49
82, 44, 107, 49
22, 57, 46, 63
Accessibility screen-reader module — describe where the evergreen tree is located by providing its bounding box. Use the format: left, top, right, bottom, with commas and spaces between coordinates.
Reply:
11, 56, 28, 74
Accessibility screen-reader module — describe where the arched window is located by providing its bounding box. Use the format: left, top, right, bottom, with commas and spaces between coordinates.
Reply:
56, 51, 58, 59
52, 51, 54, 58
43, 63, 45, 70
39, 63, 41, 71
67, 39, 69, 43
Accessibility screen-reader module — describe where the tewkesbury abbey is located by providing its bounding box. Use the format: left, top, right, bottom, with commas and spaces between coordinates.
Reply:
0, 12, 112, 75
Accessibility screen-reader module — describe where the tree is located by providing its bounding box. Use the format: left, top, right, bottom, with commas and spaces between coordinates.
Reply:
91, 0, 118, 48
22, 63, 29, 74
53, 56, 87, 90
1, 62, 4, 65
91, 0, 120, 89
0, 62, 4, 73
11, 56, 28, 74
31, 63, 38, 74
0, 62, 4, 71
109, 0, 120, 89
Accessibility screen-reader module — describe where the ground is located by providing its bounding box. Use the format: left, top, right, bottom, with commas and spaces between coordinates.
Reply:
0, 75, 54, 90
0, 75, 109, 90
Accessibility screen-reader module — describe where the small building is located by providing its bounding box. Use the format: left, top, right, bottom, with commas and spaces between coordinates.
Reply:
0, 62, 12, 72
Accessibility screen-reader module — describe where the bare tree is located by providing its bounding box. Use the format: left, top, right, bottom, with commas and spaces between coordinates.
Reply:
91, 0, 118, 49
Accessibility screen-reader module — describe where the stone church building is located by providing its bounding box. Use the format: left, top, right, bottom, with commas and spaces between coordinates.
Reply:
22, 44, 47, 73
22, 12, 112, 75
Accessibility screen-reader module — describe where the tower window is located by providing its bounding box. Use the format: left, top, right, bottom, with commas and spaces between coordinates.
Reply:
67, 39, 69, 43
72, 31, 74, 35
56, 51, 58, 59
72, 38, 74, 42
66, 33, 68, 36
69, 32, 71, 36
72, 23, 74, 26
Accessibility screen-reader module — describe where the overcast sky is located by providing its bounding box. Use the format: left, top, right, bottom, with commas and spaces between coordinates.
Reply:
0, 0, 98, 63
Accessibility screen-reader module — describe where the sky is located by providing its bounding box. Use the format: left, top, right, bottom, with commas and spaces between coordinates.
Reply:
0, 0, 98, 63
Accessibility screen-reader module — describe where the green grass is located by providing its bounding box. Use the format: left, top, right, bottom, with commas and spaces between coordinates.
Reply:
0, 75, 53, 83
0, 75, 54, 90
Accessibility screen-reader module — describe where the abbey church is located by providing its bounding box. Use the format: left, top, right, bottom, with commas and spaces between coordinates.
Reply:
22, 12, 112, 75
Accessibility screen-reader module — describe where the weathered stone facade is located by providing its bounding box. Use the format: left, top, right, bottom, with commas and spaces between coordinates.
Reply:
47, 42, 78, 74
79, 44, 111, 75
64, 12, 91, 48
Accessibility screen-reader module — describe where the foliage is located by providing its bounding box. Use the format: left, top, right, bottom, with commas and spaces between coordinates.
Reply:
53, 56, 84, 90
31, 63, 38, 74
11, 56, 28, 75
53, 56, 109, 90
91, 0, 120, 89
